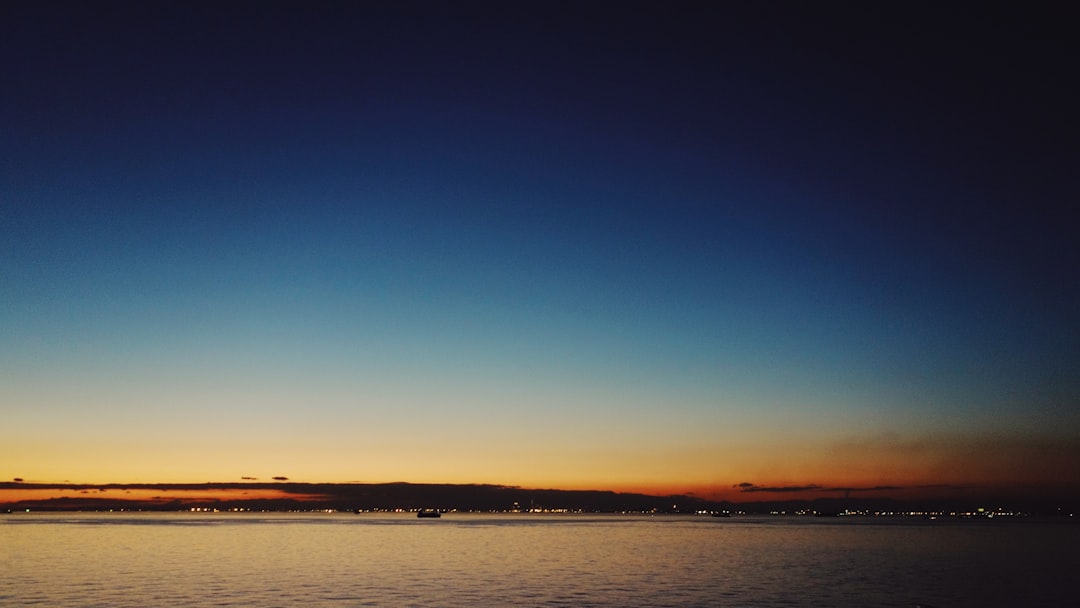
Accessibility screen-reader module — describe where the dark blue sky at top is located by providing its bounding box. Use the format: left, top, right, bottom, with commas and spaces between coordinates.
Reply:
2, 1, 1078, 434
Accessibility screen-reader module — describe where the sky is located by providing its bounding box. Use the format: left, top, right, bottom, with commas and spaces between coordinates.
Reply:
2, 1, 1078, 504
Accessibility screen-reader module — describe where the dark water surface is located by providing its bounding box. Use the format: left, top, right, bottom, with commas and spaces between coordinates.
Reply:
1, 512, 1076, 607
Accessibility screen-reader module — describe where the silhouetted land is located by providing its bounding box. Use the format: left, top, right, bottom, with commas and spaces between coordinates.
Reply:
2, 482, 1077, 515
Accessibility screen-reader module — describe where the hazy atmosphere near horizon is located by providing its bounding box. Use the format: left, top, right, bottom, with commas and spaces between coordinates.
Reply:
2, 1, 1077, 507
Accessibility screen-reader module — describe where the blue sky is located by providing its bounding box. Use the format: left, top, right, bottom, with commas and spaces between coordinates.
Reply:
2, 1, 1077, 500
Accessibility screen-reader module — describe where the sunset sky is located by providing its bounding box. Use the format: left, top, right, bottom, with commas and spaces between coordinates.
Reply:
2, 2, 1077, 504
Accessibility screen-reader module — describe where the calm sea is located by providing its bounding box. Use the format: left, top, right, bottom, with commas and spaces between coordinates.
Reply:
1, 512, 1076, 607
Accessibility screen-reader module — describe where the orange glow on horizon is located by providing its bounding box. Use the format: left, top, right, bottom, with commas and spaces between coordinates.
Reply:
4, 430, 1076, 506
0, 486, 325, 507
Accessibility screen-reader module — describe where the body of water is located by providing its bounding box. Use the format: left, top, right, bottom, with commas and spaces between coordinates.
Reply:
1, 512, 1075, 607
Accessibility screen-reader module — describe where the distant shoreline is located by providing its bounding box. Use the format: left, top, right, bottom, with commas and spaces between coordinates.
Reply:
3, 481, 1076, 516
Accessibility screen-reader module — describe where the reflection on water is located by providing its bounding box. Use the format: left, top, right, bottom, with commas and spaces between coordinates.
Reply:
2, 513, 1076, 607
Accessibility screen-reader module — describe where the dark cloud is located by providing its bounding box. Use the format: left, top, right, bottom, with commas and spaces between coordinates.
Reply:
737, 483, 822, 493
735, 482, 975, 494
822, 484, 969, 493
272, 476, 289, 481
823, 486, 903, 493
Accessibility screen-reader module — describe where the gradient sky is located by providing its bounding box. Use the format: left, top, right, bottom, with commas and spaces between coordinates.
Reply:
2, 1, 1077, 502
